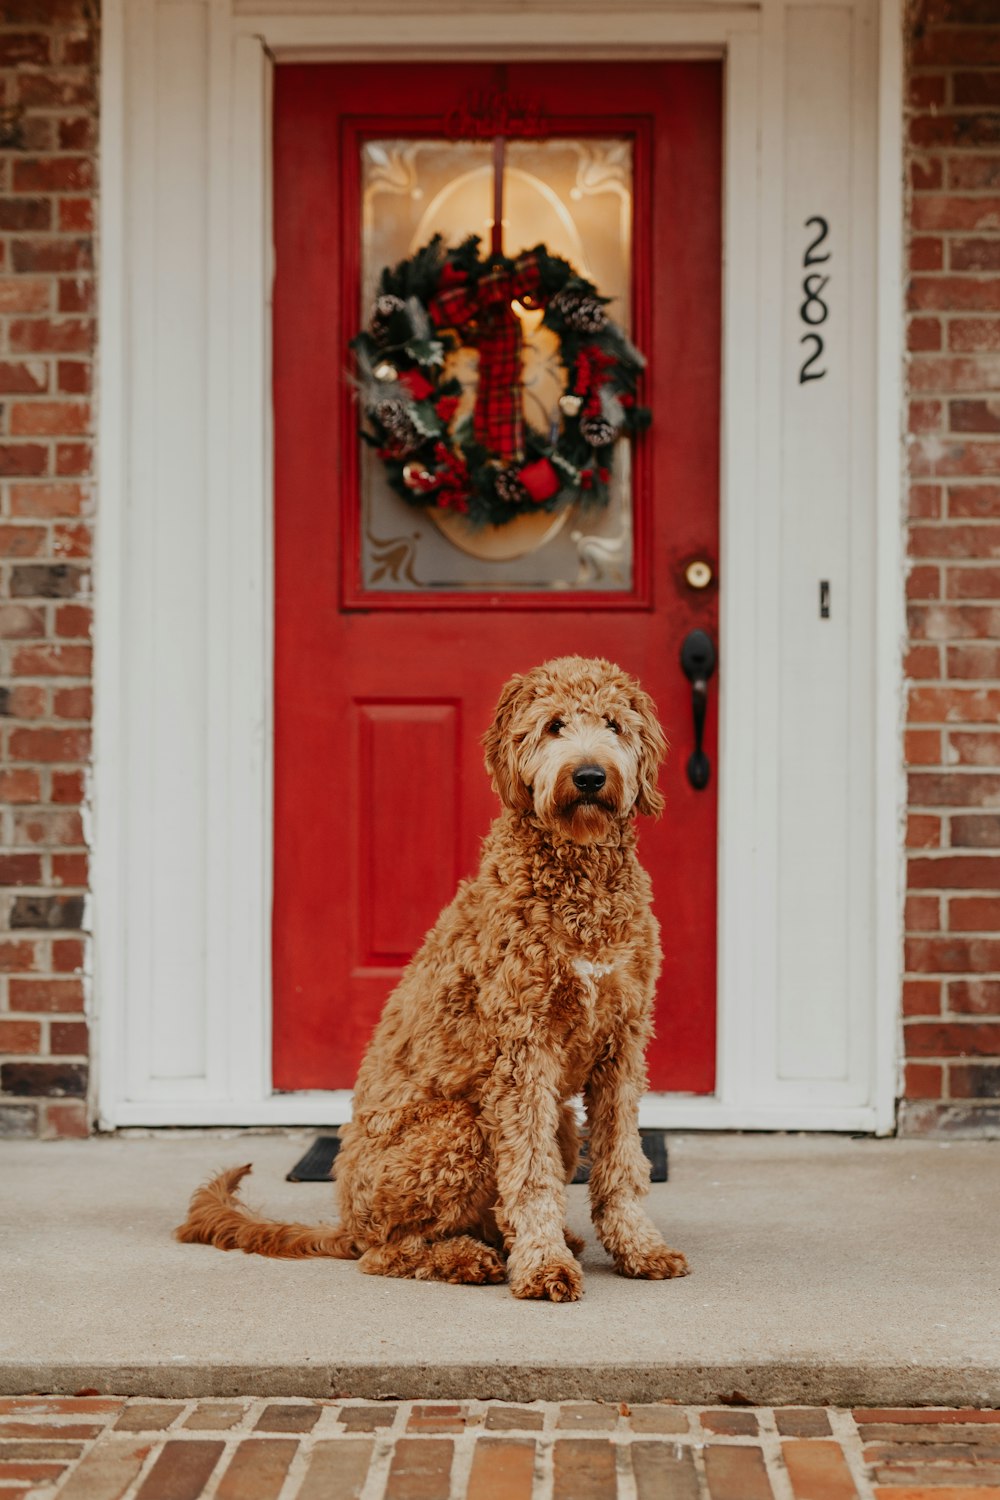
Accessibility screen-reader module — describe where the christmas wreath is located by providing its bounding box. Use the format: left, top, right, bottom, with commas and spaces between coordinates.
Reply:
352, 234, 649, 528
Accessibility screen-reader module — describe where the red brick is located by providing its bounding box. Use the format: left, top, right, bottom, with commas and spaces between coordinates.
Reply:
0, 444, 48, 477
702, 1411, 759, 1436
907, 566, 941, 600
912, 439, 1000, 479
911, 112, 1000, 148
11, 239, 91, 276
950, 979, 1000, 1014
0, 769, 41, 803
951, 400, 1000, 434
408, 1405, 469, 1433
910, 484, 943, 519
910, 237, 944, 273
906, 814, 942, 850
912, 195, 1000, 233
8, 727, 90, 763
10, 645, 91, 677
57, 359, 90, 393
953, 732, 1000, 768
56, 441, 92, 474
0, 278, 50, 314
9, 401, 90, 437
296, 1439, 375, 1500
903, 979, 943, 1016
0, 524, 46, 558
0, 941, 38, 973
950, 484, 1000, 518
0, 854, 42, 885
56, 604, 91, 638
909, 855, 1000, 888
905, 644, 941, 678
853, 1409, 1000, 1425
906, 895, 941, 931
53, 523, 92, 557
952, 238, 1000, 274
466, 1440, 536, 1500
12, 808, 84, 846
31, 1434, 149, 1495
909, 276, 1000, 313
9, 979, 84, 1013
3, 684, 47, 719
954, 71, 1000, 107
0, 32, 50, 65
53, 686, 92, 720
385, 1437, 454, 1500
952, 812, 1000, 847
51, 773, 84, 806
950, 318, 1000, 353
50, 1021, 87, 1055
134, 1441, 224, 1500
913, 156, 943, 191
905, 1022, 1000, 1056
8, 318, 94, 355
43, 1100, 89, 1137
11, 157, 94, 194
703, 1446, 774, 1500
552, 1440, 617, 1500
950, 896, 1000, 931
951, 1063, 1000, 1097
910, 74, 947, 109
58, 279, 94, 314
905, 1062, 945, 1099
113, 1404, 185, 1433
909, 686, 1000, 720
910, 602, 1000, 639
947, 646, 1000, 678
9, 482, 88, 519
913, 523, 1000, 560
253, 1405, 321, 1434
58, 119, 95, 152
775, 1410, 833, 1438
17, 71, 94, 110
52, 852, 89, 886
214, 1439, 297, 1500
906, 936, 1000, 972
911, 355, 1000, 394
905, 730, 942, 765
0, 1021, 43, 1055
183, 1403, 249, 1430
0, 604, 45, 639
0, 362, 48, 401
782, 1439, 860, 1500
908, 316, 943, 351
909, 399, 943, 434
950, 158, 1000, 191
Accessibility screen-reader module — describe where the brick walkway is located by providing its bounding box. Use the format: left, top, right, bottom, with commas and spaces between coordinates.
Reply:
1, 1398, 998, 1499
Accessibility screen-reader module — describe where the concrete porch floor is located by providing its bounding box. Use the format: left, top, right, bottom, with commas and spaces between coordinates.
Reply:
1, 1132, 998, 1406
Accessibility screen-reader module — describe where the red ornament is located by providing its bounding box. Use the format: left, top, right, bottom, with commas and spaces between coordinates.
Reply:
435, 394, 460, 423
398, 369, 433, 402
519, 458, 561, 504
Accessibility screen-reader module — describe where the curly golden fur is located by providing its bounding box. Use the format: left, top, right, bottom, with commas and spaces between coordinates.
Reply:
176, 656, 689, 1301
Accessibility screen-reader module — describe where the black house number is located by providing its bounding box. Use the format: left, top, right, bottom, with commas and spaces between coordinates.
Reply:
798, 216, 830, 384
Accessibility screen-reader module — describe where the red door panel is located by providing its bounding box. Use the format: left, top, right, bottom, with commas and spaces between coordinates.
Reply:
273, 62, 722, 1093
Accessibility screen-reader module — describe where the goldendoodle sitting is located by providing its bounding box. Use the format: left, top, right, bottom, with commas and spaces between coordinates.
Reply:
176, 656, 688, 1301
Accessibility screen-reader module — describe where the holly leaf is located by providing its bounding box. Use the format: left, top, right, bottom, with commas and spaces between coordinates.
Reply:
405, 338, 446, 368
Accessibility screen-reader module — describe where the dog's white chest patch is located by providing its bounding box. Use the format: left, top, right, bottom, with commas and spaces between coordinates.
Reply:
571, 957, 619, 982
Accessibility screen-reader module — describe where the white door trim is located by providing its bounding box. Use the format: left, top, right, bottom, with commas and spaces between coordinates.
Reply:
95, 0, 905, 1133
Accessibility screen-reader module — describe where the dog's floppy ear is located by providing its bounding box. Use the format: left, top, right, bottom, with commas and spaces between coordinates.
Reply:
482, 673, 532, 812
632, 685, 667, 818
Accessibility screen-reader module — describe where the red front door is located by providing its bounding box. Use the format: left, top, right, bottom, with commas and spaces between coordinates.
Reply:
272, 62, 721, 1093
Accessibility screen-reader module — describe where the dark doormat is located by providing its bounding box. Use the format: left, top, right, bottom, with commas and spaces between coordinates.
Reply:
287, 1130, 668, 1184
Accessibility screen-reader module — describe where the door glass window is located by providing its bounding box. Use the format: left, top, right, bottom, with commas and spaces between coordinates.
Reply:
359, 137, 635, 593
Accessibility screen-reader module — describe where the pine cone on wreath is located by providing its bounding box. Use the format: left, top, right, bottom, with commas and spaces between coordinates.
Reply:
371, 293, 406, 346
374, 397, 420, 457
552, 289, 609, 333
493, 467, 530, 506
579, 414, 617, 447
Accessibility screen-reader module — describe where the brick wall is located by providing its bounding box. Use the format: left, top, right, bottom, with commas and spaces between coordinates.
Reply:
0, 0, 95, 1139
901, 0, 1000, 1134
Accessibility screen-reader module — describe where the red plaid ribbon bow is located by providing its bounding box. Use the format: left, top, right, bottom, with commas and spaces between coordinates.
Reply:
431, 254, 544, 462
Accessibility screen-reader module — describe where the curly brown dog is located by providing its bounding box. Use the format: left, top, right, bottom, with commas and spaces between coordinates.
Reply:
176, 656, 689, 1301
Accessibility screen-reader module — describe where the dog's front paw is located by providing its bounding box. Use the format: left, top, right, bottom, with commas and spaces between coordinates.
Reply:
509, 1245, 584, 1302
615, 1243, 690, 1280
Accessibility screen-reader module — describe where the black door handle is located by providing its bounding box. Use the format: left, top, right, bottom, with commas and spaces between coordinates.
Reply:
680, 629, 717, 790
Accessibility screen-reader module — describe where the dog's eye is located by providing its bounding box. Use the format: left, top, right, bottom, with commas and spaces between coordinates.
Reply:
606, 718, 622, 735
547, 718, 565, 736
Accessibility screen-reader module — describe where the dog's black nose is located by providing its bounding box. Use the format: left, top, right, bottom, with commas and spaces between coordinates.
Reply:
572, 764, 607, 793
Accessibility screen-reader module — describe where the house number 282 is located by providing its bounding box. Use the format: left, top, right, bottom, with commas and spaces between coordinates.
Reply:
798, 216, 830, 384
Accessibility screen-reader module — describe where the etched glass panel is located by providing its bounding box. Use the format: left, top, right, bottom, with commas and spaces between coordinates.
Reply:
359, 137, 635, 593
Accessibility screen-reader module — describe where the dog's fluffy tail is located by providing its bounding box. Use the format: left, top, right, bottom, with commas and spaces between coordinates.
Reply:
174, 1163, 360, 1260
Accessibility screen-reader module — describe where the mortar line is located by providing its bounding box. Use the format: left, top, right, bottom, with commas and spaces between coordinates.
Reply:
829, 1407, 878, 1500
757, 1408, 797, 1500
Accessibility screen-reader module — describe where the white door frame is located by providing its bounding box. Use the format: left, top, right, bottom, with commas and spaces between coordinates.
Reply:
95, 0, 905, 1132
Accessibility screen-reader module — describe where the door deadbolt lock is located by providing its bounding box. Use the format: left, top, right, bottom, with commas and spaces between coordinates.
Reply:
685, 559, 713, 590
